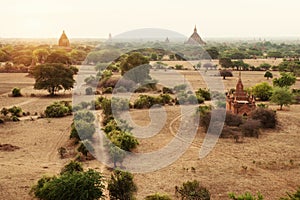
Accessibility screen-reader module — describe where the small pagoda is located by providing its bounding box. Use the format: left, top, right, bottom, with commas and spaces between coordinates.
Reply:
226, 72, 256, 116
185, 25, 206, 45
58, 30, 70, 47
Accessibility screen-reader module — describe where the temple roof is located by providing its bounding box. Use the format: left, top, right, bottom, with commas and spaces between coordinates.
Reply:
185, 25, 206, 45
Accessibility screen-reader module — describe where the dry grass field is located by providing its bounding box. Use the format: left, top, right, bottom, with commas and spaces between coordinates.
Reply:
0, 65, 299, 200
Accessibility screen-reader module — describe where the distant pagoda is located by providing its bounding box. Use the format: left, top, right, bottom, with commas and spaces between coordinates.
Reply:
185, 25, 206, 45
58, 30, 70, 47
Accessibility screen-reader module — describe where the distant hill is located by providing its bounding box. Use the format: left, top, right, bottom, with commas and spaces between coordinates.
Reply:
113, 28, 187, 42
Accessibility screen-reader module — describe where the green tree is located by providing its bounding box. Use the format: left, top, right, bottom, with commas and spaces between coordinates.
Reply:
33, 48, 49, 64
108, 170, 137, 200
31, 169, 105, 200
264, 71, 273, 80
259, 63, 272, 71
271, 87, 293, 110
220, 70, 233, 80
267, 51, 283, 58
12, 87, 22, 97
219, 57, 233, 68
206, 47, 219, 59
46, 50, 71, 65
120, 52, 149, 75
273, 72, 296, 88
33, 63, 75, 95
252, 82, 273, 101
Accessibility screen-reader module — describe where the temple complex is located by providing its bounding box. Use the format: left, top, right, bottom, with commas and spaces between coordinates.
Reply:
226, 72, 256, 116
185, 25, 206, 45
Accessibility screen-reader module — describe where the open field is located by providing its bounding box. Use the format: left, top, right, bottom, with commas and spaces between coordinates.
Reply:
0, 68, 300, 199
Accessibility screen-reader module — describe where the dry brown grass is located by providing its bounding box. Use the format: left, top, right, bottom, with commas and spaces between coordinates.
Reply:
0, 66, 299, 200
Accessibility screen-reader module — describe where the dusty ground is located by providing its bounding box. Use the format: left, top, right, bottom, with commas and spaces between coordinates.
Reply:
0, 67, 299, 200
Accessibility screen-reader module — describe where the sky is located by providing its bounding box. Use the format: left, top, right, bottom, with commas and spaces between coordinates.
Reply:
0, 0, 300, 38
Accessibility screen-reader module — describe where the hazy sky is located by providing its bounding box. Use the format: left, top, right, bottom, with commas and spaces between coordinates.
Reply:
1, 0, 300, 38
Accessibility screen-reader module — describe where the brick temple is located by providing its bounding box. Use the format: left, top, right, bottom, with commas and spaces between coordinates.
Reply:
226, 72, 256, 116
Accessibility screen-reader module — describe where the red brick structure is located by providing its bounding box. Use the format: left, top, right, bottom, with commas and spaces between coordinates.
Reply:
226, 72, 256, 116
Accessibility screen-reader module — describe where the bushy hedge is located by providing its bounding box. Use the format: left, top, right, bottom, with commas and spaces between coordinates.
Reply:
31, 168, 104, 200
45, 101, 72, 118
60, 160, 83, 175
145, 193, 171, 200
12, 87, 22, 97
196, 88, 211, 100
108, 170, 137, 200
175, 180, 210, 200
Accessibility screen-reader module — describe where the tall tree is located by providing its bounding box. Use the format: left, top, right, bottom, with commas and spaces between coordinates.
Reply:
33, 63, 75, 95
271, 87, 293, 110
120, 52, 151, 83
219, 57, 233, 69
273, 72, 296, 88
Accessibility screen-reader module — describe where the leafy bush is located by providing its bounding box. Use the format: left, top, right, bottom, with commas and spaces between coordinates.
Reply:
145, 193, 171, 200
107, 130, 139, 151
162, 87, 174, 94
159, 94, 173, 105
103, 87, 113, 94
241, 119, 261, 138
74, 110, 95, 123
85, 87, 93, 95
73, 120, 95, 140
60, 160, 83, 175
228, 192, 264, 200
280, 187, 300, 200
175, 64, 183, 70
45, 101, 72, 118
11, 116, 20, 122
252, 82, 273, 101
12, 87, 22, 97
134, 95, 161, 109
108, 170, 137, 200
103, 119, 132, 134
77, 140, 94, 157
101, 98, 112, 116
31, 169, 105, 200
250, 108, 277, 129
111, 97, 130, 112
8, 106, 23, 117
0, 108, 9, 116
175, 180, 210, 200
196, 88, 211, 100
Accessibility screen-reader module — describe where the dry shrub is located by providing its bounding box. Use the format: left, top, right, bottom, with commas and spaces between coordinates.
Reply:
225, 111, 243, 126
250, 108, 277, 129
241, 119, 261, 138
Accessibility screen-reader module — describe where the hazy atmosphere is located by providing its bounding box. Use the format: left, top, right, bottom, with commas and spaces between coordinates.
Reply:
1, 0, 300, 38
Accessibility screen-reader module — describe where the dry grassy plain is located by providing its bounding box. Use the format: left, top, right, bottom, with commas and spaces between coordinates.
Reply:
0, 64, 299, 200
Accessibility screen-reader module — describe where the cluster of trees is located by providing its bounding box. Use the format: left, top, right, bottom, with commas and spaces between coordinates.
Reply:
0, 105, 24, 122
31, 159, 300, 200
250, 72, 296, 110
0, 43, 90, 73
